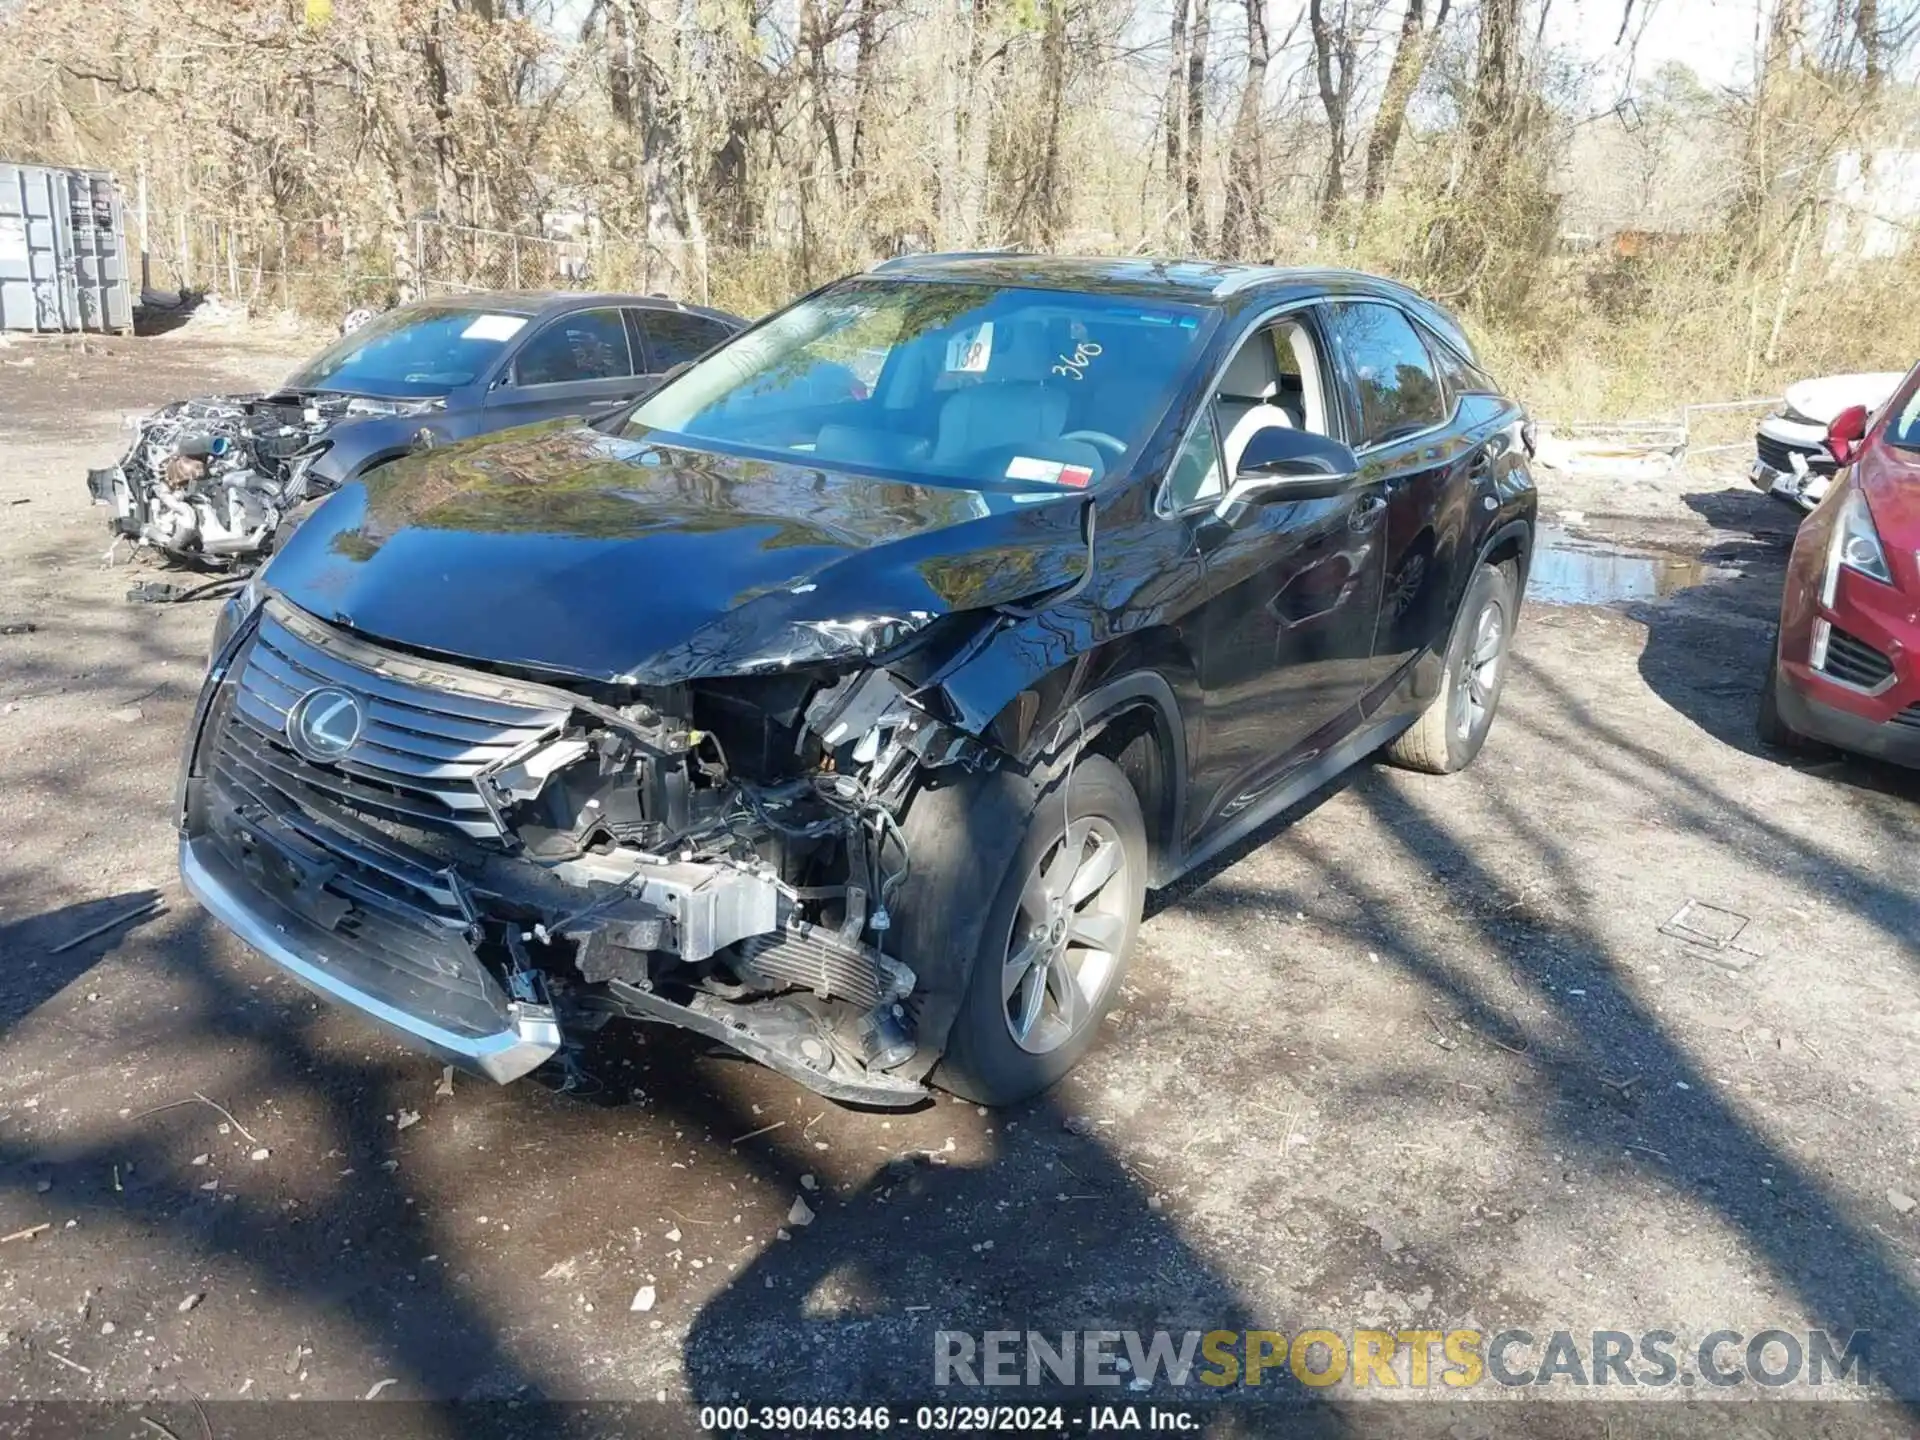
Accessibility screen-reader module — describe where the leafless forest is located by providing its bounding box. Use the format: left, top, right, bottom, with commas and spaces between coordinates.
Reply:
2, 0, 1917, 416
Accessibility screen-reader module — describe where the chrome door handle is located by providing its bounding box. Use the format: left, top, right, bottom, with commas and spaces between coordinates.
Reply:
1350, 495, 1387, 530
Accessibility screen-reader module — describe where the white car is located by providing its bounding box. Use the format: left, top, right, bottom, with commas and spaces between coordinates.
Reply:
1751, 371, 1906, 511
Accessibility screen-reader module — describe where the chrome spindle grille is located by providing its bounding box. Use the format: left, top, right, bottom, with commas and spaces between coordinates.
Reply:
215, 605, 568, 843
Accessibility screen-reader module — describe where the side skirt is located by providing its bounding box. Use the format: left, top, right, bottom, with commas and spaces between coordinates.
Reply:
1170, 713, 1414, 883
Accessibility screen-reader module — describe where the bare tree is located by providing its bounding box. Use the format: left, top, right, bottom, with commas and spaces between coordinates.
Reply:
1220, 0, 1270, 256
1308, 0, 1358, 226
1185, 0, 1211, 250
1363, 0, 1449, 203
1165, 0, 1190, 246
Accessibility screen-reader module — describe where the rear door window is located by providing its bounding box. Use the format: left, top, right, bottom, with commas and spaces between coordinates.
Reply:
1324, 301, 1449, 448
514, 308, 635, 385
637, 309, 734, 371
1417, 322, 1495, 402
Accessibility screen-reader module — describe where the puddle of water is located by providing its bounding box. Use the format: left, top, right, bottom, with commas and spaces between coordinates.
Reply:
1526, 525, 1712, 606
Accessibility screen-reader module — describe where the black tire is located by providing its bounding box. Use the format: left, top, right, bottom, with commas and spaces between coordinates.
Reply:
1383, 562, 1517, 775
1756, 640, 1806, 750
934, 755, 1147, 1106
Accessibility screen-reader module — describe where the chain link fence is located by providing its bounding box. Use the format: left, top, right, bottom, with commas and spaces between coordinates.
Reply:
139, 213, 710, 320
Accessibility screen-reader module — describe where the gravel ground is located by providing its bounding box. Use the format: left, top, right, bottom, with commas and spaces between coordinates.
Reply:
0, 327, 1917, 1433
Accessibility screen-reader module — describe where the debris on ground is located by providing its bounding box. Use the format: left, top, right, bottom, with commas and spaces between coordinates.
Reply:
631, 1286, 657, 1312
0, 621, 36, 636
249, 1148, 270, 1161
1892, 1190, 1917, 1216
434, 1067, 454, 1099
1660, 898, 1754, 951
48, 895, 164, 954
787, 1196, 815, 1227
0, 1224, 50, 1243
1531, 420, 1686, 480
177, 1292, 203, 1313
131, 1091, 259, 1144
396, 1109, 420, 1131
1064, 1115, 1097, 1137
363, 1378, 397, 1400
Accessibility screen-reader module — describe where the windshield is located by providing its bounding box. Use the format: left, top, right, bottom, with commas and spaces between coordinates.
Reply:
1891, 378, 1920, 451
283, 305, 531, 397
625, 280, 1216, 490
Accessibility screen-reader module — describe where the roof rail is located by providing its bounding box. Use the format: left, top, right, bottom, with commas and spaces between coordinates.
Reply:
870, 248, 1031, 273
1209, 265, 1295, 297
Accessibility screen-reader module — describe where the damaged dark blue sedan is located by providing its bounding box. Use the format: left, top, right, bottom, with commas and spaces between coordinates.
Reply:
177, 255, 1538, 1107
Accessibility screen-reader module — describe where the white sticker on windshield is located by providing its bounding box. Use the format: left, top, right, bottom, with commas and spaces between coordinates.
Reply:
946, 322, 994, 374
461, 314, 528, 342
1006, 455, 1064, 483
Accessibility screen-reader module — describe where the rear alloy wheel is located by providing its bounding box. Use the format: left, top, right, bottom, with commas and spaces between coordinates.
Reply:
937, 755, 1145, 1105
1452, 601, 1507, 745
1384, 562, 1517, 775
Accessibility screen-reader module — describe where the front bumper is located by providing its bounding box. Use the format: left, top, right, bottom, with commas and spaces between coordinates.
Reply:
1750, 416, 1836, 511
1774, 679, 1920, 768
1777, 548, 1920, 768
1750, 457, 1832, 512
181, 834, 563, 1081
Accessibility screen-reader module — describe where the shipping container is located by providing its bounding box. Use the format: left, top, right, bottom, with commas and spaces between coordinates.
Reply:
0, 160, 134, 334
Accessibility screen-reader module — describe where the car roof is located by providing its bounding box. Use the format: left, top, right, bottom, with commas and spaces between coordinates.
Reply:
861, 253, 1477, 358
400, 291, 739, 324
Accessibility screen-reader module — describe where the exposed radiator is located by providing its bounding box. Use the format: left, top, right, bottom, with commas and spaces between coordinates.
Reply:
732, 923, 911, 1010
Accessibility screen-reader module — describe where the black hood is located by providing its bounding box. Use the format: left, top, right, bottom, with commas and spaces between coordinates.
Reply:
261, 424, 1092, 685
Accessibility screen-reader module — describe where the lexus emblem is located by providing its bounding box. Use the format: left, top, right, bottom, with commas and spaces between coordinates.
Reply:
286, 686, 366, 763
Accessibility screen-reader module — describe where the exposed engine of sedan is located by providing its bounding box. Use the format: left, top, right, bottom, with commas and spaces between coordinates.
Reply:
88, 394, 349, 565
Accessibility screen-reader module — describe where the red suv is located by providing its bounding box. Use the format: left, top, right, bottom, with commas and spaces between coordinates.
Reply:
1762, 359, 1920, 764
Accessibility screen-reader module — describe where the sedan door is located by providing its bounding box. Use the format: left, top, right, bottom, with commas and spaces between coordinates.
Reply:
482, 307, 651, 427
1180, 310, 1389, 839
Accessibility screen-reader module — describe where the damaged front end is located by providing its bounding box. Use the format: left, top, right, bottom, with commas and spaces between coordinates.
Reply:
178, 595, 997, 1105
89, 394, 423, 567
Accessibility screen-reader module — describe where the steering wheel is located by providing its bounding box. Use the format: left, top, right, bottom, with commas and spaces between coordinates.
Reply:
1060, 429, 1128, 457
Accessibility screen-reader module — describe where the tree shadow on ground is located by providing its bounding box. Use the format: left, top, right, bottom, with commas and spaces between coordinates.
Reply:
0, 890, 165, 1040
1170, 662, 1920, 1414
0, 904, 549, 1414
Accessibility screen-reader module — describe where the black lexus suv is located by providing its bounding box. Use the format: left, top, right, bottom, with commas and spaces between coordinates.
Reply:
177, 255, 1537, 1107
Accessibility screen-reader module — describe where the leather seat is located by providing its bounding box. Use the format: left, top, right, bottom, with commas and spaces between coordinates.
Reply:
928, 323, 1069, 466
929, 384, 1070, 465
815, 424, 929, 468
1216, 337, 1294, 477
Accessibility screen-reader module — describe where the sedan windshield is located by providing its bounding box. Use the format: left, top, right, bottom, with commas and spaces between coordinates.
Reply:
1891, 380, 1920, 452
283, 305, 532, 397
625, 280, 1216, 490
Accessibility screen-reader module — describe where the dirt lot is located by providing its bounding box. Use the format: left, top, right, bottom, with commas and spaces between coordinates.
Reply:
1, 327, 1918, 1431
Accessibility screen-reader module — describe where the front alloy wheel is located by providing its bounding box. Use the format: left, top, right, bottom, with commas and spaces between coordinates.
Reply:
1002, 817, 1131, 1055
937, 754, 1147, 1105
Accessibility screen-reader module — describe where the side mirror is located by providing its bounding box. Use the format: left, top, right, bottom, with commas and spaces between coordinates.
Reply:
1212, 427, 1362, 521
1828, 403, 1870, 466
